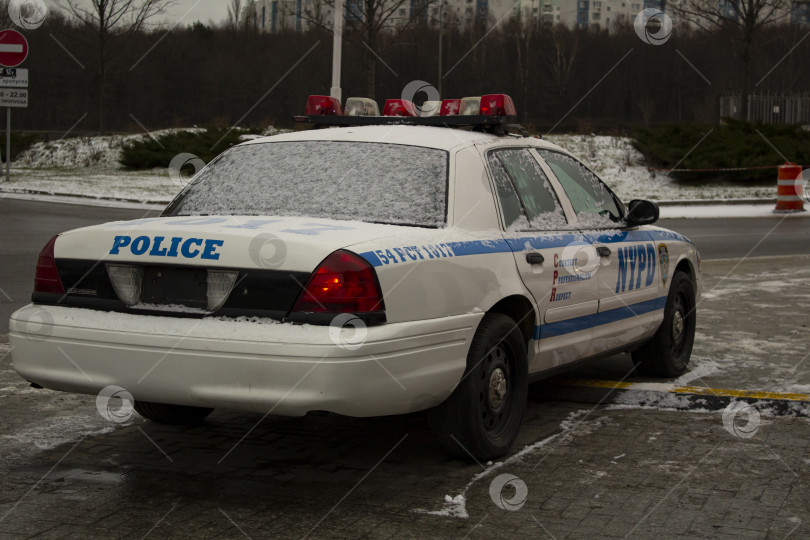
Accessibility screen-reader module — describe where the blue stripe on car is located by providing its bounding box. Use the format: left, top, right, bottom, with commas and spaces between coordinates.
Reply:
533, 296, 667, 340
358, 229, 684, 267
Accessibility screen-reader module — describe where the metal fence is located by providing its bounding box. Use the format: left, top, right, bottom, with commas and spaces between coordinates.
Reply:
719, 93, 810, 124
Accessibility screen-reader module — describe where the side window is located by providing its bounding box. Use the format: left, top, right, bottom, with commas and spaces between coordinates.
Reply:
537, 150, 623, 228
487, 154, 524, 229
487, 149, 566, 230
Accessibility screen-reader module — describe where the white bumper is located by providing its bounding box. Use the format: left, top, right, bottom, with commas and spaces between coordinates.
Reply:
9, 305, 480, 417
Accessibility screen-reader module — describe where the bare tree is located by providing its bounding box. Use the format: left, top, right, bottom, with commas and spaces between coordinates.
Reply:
298, 0, 435, 98
56, 0, 174, 133
638, 93, 655, 127
538, 25, 581, 114
511, 20, 539, 122
673, 0, 790, 121
227, 0, 243, 31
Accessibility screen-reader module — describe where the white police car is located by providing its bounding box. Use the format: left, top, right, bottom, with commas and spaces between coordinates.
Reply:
10, 94, 700, 460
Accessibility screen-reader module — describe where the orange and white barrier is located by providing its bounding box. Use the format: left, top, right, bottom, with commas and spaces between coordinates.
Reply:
774, 163, 805, 213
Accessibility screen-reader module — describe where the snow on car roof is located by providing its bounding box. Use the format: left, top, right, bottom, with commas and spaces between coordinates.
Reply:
240, 124, 566, 153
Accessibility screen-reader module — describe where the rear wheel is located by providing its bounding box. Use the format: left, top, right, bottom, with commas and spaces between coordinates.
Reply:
633, 271, 696, 377
134, 401, 214, 425
429, 313, 528, 461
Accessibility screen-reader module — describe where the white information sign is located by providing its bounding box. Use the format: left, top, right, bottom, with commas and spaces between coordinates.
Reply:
0, 67, 28, 88
0, 87, 27, 108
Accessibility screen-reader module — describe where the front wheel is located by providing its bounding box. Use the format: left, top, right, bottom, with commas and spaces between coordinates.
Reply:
429, 313, 528, 461
134, 401, 214, 425
633, 271, 697, 377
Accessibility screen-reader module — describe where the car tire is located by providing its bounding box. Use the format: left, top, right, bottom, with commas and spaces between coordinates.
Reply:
429, 313, 528, 461
134, 400, 214, 425
632, 271, 696, 377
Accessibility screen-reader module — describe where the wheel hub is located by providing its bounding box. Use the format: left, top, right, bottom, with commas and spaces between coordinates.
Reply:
672, 310, 684, 341
488, 368, 507, 409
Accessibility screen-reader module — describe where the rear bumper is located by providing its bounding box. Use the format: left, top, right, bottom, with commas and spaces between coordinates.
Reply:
9, 304, 480, 417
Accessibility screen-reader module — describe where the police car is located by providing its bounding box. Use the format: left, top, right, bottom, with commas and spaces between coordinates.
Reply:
10, 94, 700, 460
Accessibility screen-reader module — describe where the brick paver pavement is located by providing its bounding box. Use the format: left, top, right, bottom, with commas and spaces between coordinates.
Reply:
1, 257, 808, 539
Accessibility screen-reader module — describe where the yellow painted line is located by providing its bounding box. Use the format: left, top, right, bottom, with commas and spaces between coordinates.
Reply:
672, 385, 810, 402
552, 378, 810, 403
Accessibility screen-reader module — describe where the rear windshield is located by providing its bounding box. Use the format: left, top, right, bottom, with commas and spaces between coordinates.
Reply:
164, 141, 449, 227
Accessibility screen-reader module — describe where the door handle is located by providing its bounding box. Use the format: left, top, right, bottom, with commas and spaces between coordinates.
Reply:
526, 252, 544, 264
596, 246, 611, 257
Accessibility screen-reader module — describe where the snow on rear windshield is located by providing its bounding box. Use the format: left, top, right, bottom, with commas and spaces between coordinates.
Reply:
168, 141, 449, 227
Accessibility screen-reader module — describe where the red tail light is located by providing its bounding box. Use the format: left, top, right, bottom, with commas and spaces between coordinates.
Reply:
440, 99, 461, 116
382, 99, 417, 117
479, 94, 516, 116
305, 95, 342, 116
292, 250, 384, 314
34, 235, 65, 294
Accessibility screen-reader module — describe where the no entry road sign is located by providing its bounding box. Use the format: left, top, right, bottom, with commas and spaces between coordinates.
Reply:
0, 29, 29, 68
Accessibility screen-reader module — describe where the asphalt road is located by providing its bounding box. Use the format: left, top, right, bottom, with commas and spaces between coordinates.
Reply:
1, 197, 808, 337
0, 199, 161, 339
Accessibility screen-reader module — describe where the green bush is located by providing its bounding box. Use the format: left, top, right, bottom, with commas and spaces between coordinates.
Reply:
632, 120, 810, 184
119, 127, 255, 170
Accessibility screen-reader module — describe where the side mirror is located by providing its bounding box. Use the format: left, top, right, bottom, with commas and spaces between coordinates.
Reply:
626, 199, 659, 226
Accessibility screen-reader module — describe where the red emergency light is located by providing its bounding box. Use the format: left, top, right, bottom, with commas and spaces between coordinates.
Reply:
382, 99, 417, 117
295, 93, 524, 136
440, 99, 461, 116
304, 95, 342, 116
479, 94, 516, 116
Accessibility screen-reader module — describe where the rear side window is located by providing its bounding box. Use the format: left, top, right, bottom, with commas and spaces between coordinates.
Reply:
165, 141, 449, 228
487, 149, 566, 230
537, 150, 623, 227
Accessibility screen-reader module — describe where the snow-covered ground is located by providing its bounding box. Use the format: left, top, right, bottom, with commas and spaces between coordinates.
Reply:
0, 131, 778, 205
545, 134, 776, 202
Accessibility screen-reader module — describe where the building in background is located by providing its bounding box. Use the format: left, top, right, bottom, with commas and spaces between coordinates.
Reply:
792, 0, 810, 23
240, 0, 810, 31
720, 92, 810, 124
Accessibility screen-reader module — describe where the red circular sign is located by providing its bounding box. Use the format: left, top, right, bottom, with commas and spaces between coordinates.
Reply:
0, 29, 28, 68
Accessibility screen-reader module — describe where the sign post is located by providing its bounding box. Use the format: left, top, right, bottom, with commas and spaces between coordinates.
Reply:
0, 29, 29, 182
6, 108, 9, 181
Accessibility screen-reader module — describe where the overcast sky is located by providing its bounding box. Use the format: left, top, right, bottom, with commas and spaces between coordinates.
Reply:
163, 0, 230, 25
46, 0, 231, 26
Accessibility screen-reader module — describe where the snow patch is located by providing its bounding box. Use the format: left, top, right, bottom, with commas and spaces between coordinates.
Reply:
16, 128, 204, 169
419, 494, 469, 518
412, 410, 606, 519
3, 131, 778, 206
671, 361, 720, 386
60, 468, 124, 485
4, 420, 117, 451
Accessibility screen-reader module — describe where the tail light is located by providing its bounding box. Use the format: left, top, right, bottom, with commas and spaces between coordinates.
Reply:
34, 235, 65, 294
207, 270, 239, 311
106, 264, 143, 306
479, 94, 516, 116
291, 250, 384, 316
305, 95, 342, 116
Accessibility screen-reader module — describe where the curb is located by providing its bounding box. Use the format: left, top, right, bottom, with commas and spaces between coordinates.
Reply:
655, 198, 776, 207
0, 187, 169, 206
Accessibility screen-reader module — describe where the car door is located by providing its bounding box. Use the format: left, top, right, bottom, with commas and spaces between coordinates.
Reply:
483, 146, 600, 372
535, 150, 661, 353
